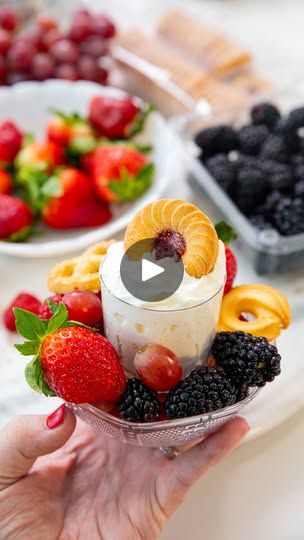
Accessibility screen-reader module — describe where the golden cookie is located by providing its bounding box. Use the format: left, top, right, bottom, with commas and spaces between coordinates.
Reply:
124, 199, 219, 278
218, 284, 291, 341
48, 240, 116, 294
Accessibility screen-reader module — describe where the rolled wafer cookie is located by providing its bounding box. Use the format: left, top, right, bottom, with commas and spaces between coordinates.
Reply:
157, 9, 251, 78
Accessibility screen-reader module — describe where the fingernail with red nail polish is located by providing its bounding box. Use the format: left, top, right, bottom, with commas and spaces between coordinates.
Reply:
46, 404, 65, 429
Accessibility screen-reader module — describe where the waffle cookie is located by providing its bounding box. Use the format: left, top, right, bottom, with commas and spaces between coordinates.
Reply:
48, 240, 116, 294
124, 199, 219, 278
157, 9, 251, 78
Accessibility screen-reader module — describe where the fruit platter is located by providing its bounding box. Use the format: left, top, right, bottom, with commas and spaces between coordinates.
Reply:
0, 80, 176, 257
5, 197, 291, 448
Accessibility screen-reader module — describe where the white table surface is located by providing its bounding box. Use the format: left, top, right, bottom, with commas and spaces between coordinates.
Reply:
2, 1, 304, 539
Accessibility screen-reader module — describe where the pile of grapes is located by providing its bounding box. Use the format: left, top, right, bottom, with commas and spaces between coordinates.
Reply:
0, 4, 116, 85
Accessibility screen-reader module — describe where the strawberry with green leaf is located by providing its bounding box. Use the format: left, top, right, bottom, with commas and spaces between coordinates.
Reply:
215, 221, 238, 294
92, 146, 154, 203
0, 194, 33, 241
42, 167, 112, 229
47, 111, 98, 155
15, 303, 126, 403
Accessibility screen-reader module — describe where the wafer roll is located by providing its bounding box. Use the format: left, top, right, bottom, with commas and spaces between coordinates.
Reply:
157, 9, 251, 77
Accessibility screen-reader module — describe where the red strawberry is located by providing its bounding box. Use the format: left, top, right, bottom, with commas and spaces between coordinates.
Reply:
47, 111, 96, 150
42, 167, 111, 229
39, 294, 64, 320
0, 194, 33, 240
4, 293, 42, 332
92, 146, 153, 203
47, 115, 71, 146
16, 140, 65, 171
224, 245, 237, 294
0, 120, 23, 164
89, 95, 139, 138
0, 169, 13, 194
15, 304, 126, 404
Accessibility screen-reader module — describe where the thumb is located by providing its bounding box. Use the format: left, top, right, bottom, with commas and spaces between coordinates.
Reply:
0, 404, 76, 490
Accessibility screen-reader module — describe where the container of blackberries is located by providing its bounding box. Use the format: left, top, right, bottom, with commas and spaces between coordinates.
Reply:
181, 91, 304, 274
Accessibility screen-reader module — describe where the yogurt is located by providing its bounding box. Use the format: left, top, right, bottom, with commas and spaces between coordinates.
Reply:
100, 241, 226, 376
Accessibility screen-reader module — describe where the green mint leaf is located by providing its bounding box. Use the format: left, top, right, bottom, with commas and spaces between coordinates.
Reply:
109, 163, 154, 202
47, 303, 68, 334
68, 136, 98, 156
15, 341, 40, 356
25, 356, 56, 397
215, 221, 237, 244
14, 308, 47, 341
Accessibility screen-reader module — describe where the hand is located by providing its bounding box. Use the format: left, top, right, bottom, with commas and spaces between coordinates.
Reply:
0, 405, 248, 540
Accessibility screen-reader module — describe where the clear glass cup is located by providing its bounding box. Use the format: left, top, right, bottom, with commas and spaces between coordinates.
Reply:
100, 260, 225, 377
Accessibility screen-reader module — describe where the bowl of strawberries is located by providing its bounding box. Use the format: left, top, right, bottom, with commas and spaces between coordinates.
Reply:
0, 80, 177, 257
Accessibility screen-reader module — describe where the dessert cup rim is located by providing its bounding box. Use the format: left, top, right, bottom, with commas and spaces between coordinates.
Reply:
99, 257, 226, 312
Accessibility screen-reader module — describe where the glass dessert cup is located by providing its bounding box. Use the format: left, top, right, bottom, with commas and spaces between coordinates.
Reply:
100, 263, 225, 378
69, 388, 260, 448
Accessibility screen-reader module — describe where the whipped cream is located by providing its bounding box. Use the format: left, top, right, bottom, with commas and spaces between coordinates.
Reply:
100, 241, 226, 376
101, 241, 226, 310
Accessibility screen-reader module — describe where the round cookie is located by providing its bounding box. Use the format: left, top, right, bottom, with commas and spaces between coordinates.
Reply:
124, 198, 219, 278
218, 284, 291, 341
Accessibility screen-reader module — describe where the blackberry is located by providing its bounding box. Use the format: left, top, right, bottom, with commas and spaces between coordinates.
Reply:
250, 214, 273, 230
118, 379, 161, 423
239, 124, 269, 155
283, 107, 304, 153
273, 117, 287, 135
205, 153, 236, 193
293, 163, 304, 183
254, 190, 282, 222
212, 332, 281, 388
194, 125, 238, 158
274, 197, 304, 235
260, 135, 288, 163
165, 367, 238, 419
251, 102, 281, 129
234, 167, 269, 214
295, 180, 304, 198
270, 164, 294, 192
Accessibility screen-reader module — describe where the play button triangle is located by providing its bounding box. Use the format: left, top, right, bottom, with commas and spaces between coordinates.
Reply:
142, 258, 165, 282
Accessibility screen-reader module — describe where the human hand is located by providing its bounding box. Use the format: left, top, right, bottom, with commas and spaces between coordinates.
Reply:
0, 405, 248, 540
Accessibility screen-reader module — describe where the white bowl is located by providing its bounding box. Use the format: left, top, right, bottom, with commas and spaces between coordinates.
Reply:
0, 80, 178, 258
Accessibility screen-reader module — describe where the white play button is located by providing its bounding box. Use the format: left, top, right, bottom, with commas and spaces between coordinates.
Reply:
142, 258, 165, 282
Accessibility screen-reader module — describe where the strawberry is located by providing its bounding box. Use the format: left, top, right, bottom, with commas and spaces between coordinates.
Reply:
89, 95, 139, 139
215, 221, 238, 295
0, 120, 23, 164
16, 140, 65, 171
42, 167, 111, 229
0, 194, 33, 240
3, 293, 42, 332
47, 111, 97, 154
14, 304, 126, 404
92, 146, 154, 203
224, 245, 237, 294
0, 169, 13, 194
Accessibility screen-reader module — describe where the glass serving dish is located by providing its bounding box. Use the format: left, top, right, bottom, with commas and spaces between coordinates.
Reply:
69, 387, 260, 448
179, 81, 304, 275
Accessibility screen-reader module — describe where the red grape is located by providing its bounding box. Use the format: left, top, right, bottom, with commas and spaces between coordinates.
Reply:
0, 28, 11, 54
68, 11, 93, 43
77, 55, 100, 81
63, 291, 102, 327
93, 14, 116, 39
97, 66, 108, 85
16, 30, 44, 52
50, 39, 79, 64
134, 344, 183, 392
0, 6, 17, 32
55, 63, 78, 81
80, 35, 107, 58
43, 29, 61, 50
7, 41, 34, 72
31, 53, 55, 80
37, 14, 58, 32
7, 71, 29, 85
0, 55, 6, 81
